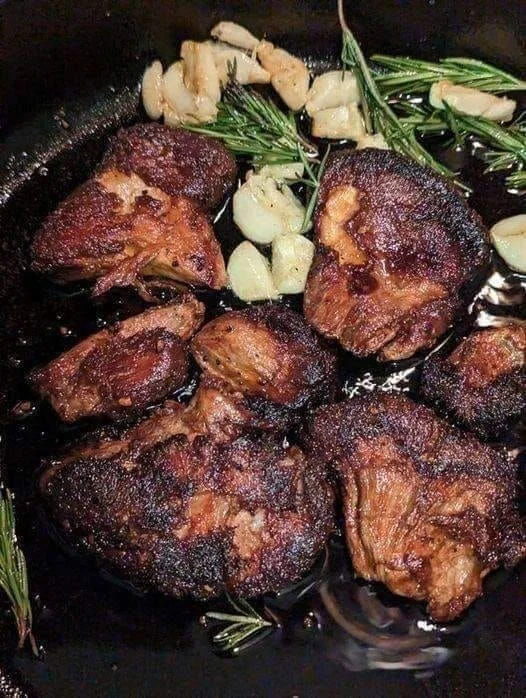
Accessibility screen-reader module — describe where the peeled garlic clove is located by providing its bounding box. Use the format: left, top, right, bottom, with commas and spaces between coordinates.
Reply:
233, 174, 306, 244
181, 40, 221, 105
490, 214, 526, 273
306, 71, 360, 115
142, 60, 164, 120
257, 162, 305, 181
227, 241, 279, 301
311, 104, 365, 140
206, 41, 270, 85
356, 133, 390, 150
257, 40, 310, 111
429, 80, 516, 122
162, 61, 196, 119
210, 21, 260, 51
271, 234, 314, 294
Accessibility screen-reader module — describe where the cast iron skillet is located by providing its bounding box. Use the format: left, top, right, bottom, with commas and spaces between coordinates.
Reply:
1, 1, 525, 696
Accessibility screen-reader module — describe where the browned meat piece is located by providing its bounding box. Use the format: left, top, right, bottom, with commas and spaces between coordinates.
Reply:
308, 393, 525, 621
31, 168, 227, 296
101, 124, 237, 210
191, 305, 338, 410
420, 326, 526, 439
40, 411, 333, 599
29, 294, 204, 422
304, 149, 489, 361
182, 375, 297, 442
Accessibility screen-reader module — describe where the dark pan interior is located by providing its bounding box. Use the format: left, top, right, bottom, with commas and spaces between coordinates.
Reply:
1, 1, 525, 696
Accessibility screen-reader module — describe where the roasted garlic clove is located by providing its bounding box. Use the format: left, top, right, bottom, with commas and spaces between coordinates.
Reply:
306, 70, 360, 115
142, 60, 164, 120
210, 21, 260, 52
257, 162, 305, 181
161, 61, 197, 124
227, 241, 279, 301
356, 133, 390, 150
180, 41, 221, 122
490, 214, 526, 273
207, 41, 270, 85
271, 234, 314, 294
430, 80, 516, 122
257, 40, 310, 111
311, 103, 365, 140
233, 174, 306, 244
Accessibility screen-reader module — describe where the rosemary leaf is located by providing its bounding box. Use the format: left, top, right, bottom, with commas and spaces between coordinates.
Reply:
372, 55, 526, 96
205, 594, 274, 654
184, 79, 318, 168
0, 487, 37, 654
338, 10, 465, 188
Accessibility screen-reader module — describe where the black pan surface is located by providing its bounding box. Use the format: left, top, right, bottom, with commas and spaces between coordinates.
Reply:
1, 1, 525, 696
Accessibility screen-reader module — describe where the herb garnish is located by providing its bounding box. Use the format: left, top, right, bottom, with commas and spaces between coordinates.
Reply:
338, 1, 464, 188
184, 77, 318, 168
204, 594, 274, 655
0, 487, 37, 654
371, 55, 526, 97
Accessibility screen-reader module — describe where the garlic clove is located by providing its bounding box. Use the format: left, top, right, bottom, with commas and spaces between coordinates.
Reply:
490, 214, 526, 273
257, 162, 305, 181
257, 40, 310, 111
142, 60, 164, 120
162, 61, 196, 120
429, 80, 516, 122
306, 71, 360, 115
210, 21, 260, 51
206, 41, 270, 85
180, 40, 221, 107
233, 174, 306, 244
227, 241, 279, 301
271, 234, 315, 294
356, 133, 390, 150
311, 103, 366, 140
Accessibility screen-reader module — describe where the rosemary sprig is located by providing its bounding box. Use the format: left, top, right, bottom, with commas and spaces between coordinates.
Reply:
184, 78, 318, 167
0, 487, 37, 655
205, 594, 274, 655
372, 55, 526, 97
338, 2, 464, 188
397, 101, 526, 190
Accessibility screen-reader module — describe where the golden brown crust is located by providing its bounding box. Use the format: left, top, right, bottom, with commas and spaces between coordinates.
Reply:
100, 123, 237, 210
191, 305, 338, 409
308, 393, 525, 621
40, 413, 333, 599
420, 326, 526, 438
31, 170, 227, 294
29, 295, 204, 422
304, 149, 489, 361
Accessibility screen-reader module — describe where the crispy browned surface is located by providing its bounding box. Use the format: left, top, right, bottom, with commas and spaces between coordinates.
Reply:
420, 326, 526, 439
101, 124, 237, 210
304, 149, 489, 361
31, 168, 227, 294
30, 294, 204, 422
191, 305, 338, 409
182, 375, 297, 442
308, 393, 525, 621
40, 408, 333, 599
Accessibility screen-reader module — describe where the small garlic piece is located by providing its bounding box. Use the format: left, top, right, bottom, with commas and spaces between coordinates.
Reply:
180, 41, 221, 122
429, 80, 516, 122
311, 104, 365, 140
257, 162, 305, 181
210, 21, 260, 51
161, 61, 197, 124
206, 41, 270, 85
490, 214, 526, 273
141, 60, 164, 120
356, 133, 390, 150
227, 241, 279, 301
271, 234, 314, 294
257, 40, 310, 111
306, 71, 360, 115
233, 174, 306, 244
